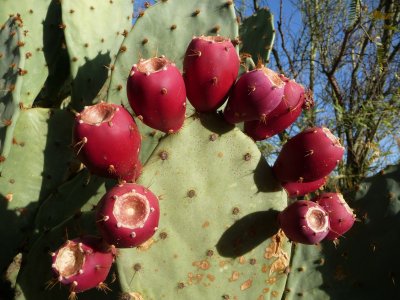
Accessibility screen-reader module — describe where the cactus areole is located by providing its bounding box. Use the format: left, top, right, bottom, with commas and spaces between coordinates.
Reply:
73, 103, 141, 182
51, 236, 114, 294
96, 183, 160, 248
126, 56, 186, 133
183, 35, 240, 112
278, 200, 329, 244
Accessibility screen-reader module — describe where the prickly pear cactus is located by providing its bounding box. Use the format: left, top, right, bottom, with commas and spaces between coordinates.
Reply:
15, 114, 290, 300
116, 114, 290, 299
4, 1, 394, 300
0, 16, 25, 168
239, 8, 275, 64
283, 164, 400, 300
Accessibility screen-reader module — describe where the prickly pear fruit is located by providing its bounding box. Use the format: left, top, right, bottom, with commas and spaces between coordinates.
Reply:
282, 177, 327, 198
223, 66, 285, 124
314, 193, 356, 240
73, 103, 141, 182
278, 200, 329, 244
50, 236, 115, 296
273, 127, 344, 183
244, 80, 313, 140
96, 183, 160, 248
126, 56, 186, 133
183, 35, 240, 112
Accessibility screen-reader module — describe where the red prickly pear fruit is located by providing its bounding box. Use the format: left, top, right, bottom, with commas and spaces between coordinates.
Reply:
73, 103, 141, 182
272, 127, 344, 183
126, 56, 186, 133
282, 177, 327, 198
278, 200, 330, 244
244, 80, 314, 140
50, 236, 114, 294
96, 183, 160, 248
314, 193, 356, 240
183, 35, 240, 112
223, 66, 285, 124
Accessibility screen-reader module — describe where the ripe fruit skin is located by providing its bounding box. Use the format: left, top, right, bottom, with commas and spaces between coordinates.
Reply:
96, 183, 160, 248
244, 79, 313, 140
282, 177, 327, 198
223, 67, 285, 124
314, 193, 356, 240
278, 200, 329, 244
73, 103, 141, 182
273, 127, 344, 183
183, 35, 240, 112
51, 236, 114, 293
126, 56, 186, 133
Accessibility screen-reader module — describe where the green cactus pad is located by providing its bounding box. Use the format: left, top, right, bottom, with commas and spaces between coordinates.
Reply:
284, 164, 400, 299
0, 108, 73, 272
0, 16, 25, 170
107, 0, 239, 109
61, 0, 133, 110
115, 114, 290, 299
0, 0, 54, 106
239, 8, 275, 64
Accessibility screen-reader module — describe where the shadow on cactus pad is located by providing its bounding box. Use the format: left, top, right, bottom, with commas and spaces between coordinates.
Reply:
216, 209, 279, 257
71, 53, 112, 110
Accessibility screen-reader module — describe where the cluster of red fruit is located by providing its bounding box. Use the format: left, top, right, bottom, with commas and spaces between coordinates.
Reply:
49, 35, 355, 297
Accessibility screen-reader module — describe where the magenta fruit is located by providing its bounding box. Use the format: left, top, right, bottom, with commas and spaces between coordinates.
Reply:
223, 66, 285, 124
244, 79, 313, 140
282, 177, 327, 198
273, 127, 345, 183
278, 200, 330, 244
183, 35, 240, 112
126, 56, 186, 133
50, 236, 115, 296
314, 192, 356, 240
73, 102, 141, 182
96, 183, 160, 248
